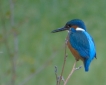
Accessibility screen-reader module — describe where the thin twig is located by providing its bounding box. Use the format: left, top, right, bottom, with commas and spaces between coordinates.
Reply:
64, 62, 82, 85
0, 1, 11, 55
0, 1, 16, 85
64, 61, 76, 85
61, 76, 65, 83
0, 2, 11, 85
58, 39, 68, 85
55, 66, 59, 85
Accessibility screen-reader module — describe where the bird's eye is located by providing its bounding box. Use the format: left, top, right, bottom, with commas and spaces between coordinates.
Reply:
65, 24, 71, 28
67, 25, 71, 28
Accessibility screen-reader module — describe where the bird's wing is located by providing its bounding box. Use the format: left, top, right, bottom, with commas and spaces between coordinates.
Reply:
91, 36, 97, 58
69, 31, 96, 59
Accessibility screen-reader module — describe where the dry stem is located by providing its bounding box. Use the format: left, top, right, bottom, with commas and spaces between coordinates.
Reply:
64, 61, 76, 85
55, 36, 82, 85
64, 61, 82, 85
58, 39, 68, 85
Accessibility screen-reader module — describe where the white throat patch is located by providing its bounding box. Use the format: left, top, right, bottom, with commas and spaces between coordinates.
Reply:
76, 27, 85, 31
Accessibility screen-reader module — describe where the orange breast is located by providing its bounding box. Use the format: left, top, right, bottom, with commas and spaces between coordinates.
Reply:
66, 36, 84, 61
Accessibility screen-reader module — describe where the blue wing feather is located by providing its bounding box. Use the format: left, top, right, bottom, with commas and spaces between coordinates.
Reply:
69, 30, 96, 71
69, 31, 90, 58
91, 36, 97, 58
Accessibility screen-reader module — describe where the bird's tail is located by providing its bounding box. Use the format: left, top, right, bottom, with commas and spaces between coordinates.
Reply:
84, 59, 92, 72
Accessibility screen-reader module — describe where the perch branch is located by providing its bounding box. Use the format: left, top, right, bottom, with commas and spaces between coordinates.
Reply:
64, 61, 82, 85
58, 38, 68, 85
0, 1, 17, 85
64, 61, 76, 85
55, 66, 59, 85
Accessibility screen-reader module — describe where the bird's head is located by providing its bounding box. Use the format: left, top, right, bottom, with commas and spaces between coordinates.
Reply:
51, 19, 86, 33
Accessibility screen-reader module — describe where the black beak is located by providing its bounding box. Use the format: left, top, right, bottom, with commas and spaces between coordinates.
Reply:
51, 27, 67, 33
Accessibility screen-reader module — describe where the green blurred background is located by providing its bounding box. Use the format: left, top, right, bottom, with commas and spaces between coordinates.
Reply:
0, 0, 106, 85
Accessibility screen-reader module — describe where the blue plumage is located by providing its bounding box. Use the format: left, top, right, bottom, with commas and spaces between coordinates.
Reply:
52, 19, 96, 72
69, 28, 96, 71
66, 19, 87, 31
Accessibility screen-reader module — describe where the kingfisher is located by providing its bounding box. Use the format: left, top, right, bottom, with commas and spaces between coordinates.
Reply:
51, 19, 96, 72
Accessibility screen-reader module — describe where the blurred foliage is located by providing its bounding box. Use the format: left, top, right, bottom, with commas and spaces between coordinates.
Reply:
0, 0, 106, 85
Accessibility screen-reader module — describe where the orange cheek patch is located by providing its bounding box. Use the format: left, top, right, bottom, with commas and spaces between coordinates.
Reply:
71, 25, 78, 29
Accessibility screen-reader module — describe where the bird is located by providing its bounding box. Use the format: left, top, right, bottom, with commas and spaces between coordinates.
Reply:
51, 19, 96, 72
